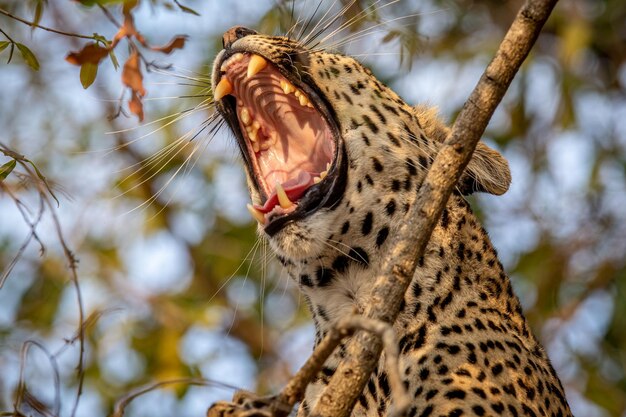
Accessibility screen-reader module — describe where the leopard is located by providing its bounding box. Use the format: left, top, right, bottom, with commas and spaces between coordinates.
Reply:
209, 25, 573, 417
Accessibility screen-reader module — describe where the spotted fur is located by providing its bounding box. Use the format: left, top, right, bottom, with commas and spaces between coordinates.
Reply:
213, 29, 572, 417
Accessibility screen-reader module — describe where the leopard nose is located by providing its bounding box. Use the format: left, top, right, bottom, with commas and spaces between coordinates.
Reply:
222, 26, 257, 49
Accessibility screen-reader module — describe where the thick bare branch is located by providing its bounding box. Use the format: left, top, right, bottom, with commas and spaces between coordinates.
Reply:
310, 1, 559, 416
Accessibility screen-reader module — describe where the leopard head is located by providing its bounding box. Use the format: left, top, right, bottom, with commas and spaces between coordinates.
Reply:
211, 26, 511, 262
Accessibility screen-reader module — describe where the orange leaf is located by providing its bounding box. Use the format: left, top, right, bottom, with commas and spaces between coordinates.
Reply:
111, 11, 148, 48
122, 50, 146, 97
152, 35, 188, 54
111, 15, 134, 48
128, 90, 144, 121
66, 43, 109, 66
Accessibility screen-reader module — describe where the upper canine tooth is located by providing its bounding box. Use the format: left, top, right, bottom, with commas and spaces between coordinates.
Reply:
240, 108, 251, 126
214, 77, 233, 101
246, 204, 265, 225
275, 182, 293, 209
247, 54, 267, 78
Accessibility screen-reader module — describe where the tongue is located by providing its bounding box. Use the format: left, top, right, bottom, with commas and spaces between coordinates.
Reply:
254, 171, 314, 213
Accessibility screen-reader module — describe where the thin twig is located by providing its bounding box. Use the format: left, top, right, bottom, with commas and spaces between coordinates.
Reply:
17, 160, 86, 417
0, 184, 46, 288
13, 340, 61, 417
0, 6, 96, 40
113, 378, 238, 417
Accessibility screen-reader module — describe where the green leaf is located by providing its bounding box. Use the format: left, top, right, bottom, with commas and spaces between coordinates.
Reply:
80, 62, 98, 89
0, 159, 17, 182
6, 43, 15, 64
32, 0, 45, 30
173, 0, 200, 16
0, 41, 10, 54
77, 0, 125, 7
24, 158, 59, 206
16, 43, 40, 71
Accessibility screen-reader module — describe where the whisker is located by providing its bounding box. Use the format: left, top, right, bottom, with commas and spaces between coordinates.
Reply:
299, 0, 346, 45
318, 10, 425, 52
115, 115, 221, 203
103, 100, 214, 154
205, 239, 264, 306
302, 0, 362, 48
306, 0, 393, 49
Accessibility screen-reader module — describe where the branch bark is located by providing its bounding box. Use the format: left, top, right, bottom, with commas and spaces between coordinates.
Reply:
310, 1, 559, 416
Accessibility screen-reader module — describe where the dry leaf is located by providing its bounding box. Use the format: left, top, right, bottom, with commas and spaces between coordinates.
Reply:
128, 90, 144, 121
152, 35, 188, 54
122, 50, 146, 97
66, 43, 109, 66
111, 10, 146, 49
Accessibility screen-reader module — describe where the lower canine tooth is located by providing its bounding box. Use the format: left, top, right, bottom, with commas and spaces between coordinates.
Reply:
275, 182, 293, 209
247, 54, 268, 78
247, 204, 265, 225
213, 77, 233, 101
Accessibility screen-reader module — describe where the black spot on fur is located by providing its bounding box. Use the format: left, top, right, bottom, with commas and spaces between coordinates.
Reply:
332, 256, 350, 273
362, 114, 379, 133
369, 104, 387, 123
386, 132, 401, 147
372, 157, 384, 172
376, 227, 389, 247
349, 247, 370, 267
444, 389, 466, 400
441, 208, 450, 228
300, 274, 313, 287
362, 212, 373, 235
316, 267, 334, 287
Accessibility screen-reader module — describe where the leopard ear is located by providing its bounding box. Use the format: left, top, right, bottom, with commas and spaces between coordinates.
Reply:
413, 105, 511, 195
458, 142, 511, 196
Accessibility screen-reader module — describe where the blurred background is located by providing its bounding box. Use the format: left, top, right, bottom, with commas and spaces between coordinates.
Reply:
0, 0, 625, 416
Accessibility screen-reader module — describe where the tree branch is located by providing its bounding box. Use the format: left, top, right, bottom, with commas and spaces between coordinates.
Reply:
310, 0, 559, 416
0, 6, 96, 40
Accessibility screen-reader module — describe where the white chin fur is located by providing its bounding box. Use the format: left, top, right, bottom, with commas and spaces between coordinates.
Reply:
265, 211, 334, 260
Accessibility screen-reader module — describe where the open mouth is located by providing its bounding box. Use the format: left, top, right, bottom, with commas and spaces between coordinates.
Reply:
214, 52, 343, 235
